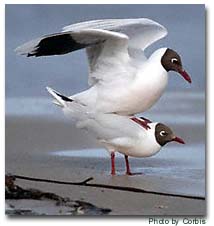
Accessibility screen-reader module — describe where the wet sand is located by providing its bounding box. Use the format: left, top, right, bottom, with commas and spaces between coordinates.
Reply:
5, 116, 206, 215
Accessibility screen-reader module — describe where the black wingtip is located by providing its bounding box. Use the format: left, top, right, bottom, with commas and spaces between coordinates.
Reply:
27, 33, 88, 57
53, 91, 73, 102
27, 53, 35, 57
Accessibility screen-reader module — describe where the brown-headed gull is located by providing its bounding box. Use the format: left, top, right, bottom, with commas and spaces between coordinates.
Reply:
15, 18, 191, 116
46, 86, 185, 175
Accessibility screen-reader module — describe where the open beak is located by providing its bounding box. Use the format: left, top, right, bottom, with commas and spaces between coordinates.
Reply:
178, 68, 192, 83
172, 136, 185, 144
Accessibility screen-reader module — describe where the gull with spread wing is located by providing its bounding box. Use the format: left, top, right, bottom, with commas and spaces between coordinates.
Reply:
16, 18, 191, 116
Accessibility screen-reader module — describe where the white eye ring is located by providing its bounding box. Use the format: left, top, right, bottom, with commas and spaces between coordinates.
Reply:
160, 131, 167, 136
171, 58, 178, 63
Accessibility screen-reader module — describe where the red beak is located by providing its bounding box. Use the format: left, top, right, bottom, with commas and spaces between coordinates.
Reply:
172, 136, 185, 144
178, 69, 192, 83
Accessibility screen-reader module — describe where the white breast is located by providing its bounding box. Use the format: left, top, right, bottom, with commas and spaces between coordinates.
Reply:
114, 123, 161, 157
72, 49, 168, 115
94, 120, 161, 158
93, 62, 168, 115
127, 61, 168, 114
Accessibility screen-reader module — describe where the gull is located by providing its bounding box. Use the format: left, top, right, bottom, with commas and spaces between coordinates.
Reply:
15, 18, 191, 116
46, 87, 185, 175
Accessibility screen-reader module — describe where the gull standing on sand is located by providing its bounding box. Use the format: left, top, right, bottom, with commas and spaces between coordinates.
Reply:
46, 87, 185, 175
16, 18, 191, 117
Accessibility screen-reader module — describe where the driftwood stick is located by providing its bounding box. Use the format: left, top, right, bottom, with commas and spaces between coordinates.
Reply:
13, 174, 94, 186
11, 174, 205, 200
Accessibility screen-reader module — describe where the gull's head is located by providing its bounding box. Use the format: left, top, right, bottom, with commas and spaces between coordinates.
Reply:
161, 48, 191, 83
155, 123, 185, 146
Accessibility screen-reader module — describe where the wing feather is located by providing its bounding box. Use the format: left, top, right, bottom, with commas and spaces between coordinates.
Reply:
15, 29, 128, 57
63, 18, 168, 51
15, 18, 167, 86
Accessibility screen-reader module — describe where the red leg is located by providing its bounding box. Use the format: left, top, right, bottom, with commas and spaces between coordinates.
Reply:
125, 155, 132, 175
125, 155, 144, 176
111, 152, 116, 175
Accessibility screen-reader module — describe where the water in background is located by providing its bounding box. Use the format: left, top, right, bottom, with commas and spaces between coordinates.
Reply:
5, 4, 205, 197
6, 91, 205, 185
6, 91, 205, 125
6, 5, 205, 97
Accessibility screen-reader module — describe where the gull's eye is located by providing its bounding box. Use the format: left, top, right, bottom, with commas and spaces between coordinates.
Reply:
160, 131, 167, 136
171, 58, 179, 64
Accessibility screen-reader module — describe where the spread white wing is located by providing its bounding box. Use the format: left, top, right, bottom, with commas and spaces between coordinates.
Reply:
63, 18, 167, 51
15, 18, 167, 85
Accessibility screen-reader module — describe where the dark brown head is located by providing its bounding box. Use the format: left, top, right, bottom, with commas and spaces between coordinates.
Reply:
155, 123, 185, 146
161, 48, 191, 83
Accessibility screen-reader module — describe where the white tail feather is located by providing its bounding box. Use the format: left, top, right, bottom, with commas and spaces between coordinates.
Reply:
46, 86, 90, 121
46, 86, 72, 107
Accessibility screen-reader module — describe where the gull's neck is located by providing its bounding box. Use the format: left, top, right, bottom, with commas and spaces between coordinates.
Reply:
149, 47, 167, 62
145, 47, 168, 76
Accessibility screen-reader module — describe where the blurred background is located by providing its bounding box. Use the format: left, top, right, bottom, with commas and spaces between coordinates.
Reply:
5, 5, 205, 192
6, 4, 205, 98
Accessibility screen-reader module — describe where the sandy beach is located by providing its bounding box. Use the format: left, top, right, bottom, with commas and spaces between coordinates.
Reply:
5, 113, 205, 216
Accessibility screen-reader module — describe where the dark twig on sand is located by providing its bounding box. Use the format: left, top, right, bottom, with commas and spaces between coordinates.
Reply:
9, 174, 205, 200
